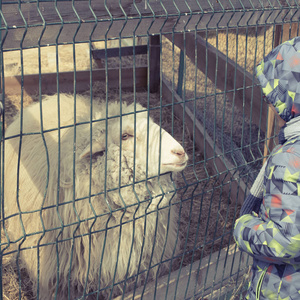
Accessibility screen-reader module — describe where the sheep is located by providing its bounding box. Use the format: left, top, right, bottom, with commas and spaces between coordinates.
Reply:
3, 93, 188, 299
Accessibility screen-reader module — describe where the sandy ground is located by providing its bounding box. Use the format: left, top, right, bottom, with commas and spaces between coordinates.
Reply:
3, 44, 91, 76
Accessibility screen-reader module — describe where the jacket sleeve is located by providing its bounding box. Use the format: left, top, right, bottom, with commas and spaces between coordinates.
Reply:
233, 150, 300, 265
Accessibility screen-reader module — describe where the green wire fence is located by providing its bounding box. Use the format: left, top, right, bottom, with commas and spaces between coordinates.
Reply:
0, 0, 299, 299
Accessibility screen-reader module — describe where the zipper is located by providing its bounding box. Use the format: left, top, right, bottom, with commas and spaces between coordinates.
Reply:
256, 267, 268, 300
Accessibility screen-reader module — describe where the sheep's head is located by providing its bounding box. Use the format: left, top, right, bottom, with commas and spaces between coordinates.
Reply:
79, 102, 188, 181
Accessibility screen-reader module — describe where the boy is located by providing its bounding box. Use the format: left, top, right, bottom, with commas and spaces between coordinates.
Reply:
234, 37, 300, 299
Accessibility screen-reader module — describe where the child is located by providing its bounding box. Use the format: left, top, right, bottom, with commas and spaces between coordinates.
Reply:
234, 37, 300, 299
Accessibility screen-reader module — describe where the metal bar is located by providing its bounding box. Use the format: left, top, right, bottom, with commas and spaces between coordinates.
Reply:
177, 50, 184, 97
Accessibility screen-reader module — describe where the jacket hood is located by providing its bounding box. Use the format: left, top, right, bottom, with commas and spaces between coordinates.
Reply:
256, 37, 300, 122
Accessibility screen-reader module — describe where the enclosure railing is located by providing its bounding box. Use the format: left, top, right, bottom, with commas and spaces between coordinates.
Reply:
0, 0, 299, 299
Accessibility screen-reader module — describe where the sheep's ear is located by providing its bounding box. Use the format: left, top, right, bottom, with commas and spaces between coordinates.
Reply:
80, 142, 105, 160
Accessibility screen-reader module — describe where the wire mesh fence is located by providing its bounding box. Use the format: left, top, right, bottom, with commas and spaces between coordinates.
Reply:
0, 0, 299, 299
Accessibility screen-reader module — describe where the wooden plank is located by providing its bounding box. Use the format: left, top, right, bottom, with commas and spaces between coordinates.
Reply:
149, 35, 160, 93
166, 33, 268, 131
92, 45, 148, 59
116, 244, 251, 300
263, 106, 276, 163
3, 67, 148, 96
263, 23, 299, 158
162, 77, 247, 205
276, 23, 299, 45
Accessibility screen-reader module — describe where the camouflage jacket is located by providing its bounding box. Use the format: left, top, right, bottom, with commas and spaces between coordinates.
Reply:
234, 135, 300, 299
234, 37, 300, 299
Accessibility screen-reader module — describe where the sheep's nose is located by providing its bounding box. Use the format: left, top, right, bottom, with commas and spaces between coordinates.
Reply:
171, 149, 186, 157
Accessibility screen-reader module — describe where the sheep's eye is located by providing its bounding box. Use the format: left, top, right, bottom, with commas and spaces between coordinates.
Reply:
92, 150, 105, 159
122, 133, 132, 141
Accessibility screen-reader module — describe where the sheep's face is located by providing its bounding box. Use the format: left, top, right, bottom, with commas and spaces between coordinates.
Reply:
114, 117, 188, 176
79, 103, 188, 180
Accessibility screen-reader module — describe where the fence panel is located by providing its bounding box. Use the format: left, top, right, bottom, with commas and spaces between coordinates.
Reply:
0, 0, 299, 299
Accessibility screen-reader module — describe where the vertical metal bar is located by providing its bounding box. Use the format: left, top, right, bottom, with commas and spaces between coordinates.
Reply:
177, 50, 184, 98
149, 35, 160, 93
0, 1, 3, 297
0, 1, 2, 97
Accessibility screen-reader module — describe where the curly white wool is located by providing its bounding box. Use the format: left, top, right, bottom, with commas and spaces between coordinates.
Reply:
3, 94, 188, 299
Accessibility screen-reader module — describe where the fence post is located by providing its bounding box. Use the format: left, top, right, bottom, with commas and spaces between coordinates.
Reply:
0, 1, 3, 296
264, 23, 299, 161
149, 35, 160, 93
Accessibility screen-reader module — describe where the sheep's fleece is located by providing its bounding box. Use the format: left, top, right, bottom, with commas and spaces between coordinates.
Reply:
3, 94, 188, 299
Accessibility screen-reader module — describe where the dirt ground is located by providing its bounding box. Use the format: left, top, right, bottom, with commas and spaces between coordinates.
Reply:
0, 28, 274, 299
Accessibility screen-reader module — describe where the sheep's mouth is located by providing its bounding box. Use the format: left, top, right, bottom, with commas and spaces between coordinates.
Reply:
162, 162, 187, 168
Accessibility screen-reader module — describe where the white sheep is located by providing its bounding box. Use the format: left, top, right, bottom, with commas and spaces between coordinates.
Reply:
3, 93, 188, 299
